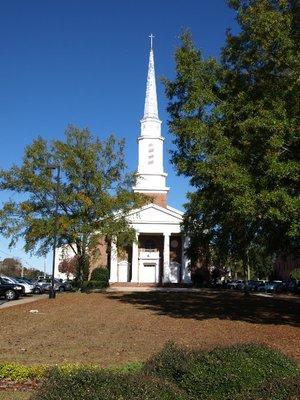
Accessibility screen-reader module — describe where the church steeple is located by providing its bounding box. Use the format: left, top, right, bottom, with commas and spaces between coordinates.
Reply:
133, 35, 169, 207
143, 38, 158, 120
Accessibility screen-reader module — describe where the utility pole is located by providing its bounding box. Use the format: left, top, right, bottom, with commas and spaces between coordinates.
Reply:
49, 165, 61, 299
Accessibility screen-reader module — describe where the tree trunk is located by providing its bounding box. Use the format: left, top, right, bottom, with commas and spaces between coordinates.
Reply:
243, 254, 250, 296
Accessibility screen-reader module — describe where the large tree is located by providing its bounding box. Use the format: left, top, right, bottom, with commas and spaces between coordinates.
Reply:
0, 257, 22, 276
164, 0, 300, 278
0, 126, 144, 281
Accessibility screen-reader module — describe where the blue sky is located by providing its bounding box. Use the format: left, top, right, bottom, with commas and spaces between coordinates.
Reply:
0, 0, 238, 271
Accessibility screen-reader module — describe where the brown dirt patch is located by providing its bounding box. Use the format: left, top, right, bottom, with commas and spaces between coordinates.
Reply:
0, 290, 299, 366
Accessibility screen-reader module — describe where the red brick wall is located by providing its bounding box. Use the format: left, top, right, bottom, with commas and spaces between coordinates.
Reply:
90, 236, 108, 276
145, 192, 167, 208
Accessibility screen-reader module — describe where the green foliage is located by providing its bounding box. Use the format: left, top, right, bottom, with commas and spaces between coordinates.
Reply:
31, 370, 188, 400
144, 342, 299, 400
0, 362, 142, 382
0, 364, 47, 381
164, 0, 300, 275
243, 374, 300, 400
191, 267, 211, 287
248, 243, 276, 279
290, 267, 300, 280
81, 280, 108, 290
0, 126, 145, 281
1, 345, 299, 399
180, 345, 297, 400
143, 342, 191, 382
90, 266, 109, 282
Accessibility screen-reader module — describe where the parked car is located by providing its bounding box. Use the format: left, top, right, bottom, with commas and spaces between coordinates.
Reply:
294, 281, 300, 295
14, 277, 45, 294
282, 280, 298, 293
227, 280, 244, 290
0, 276, 34, 295
247, 280, 264, 291
257, 281, 283, 293
0, 277, 23, 300
34, 277, 72, 292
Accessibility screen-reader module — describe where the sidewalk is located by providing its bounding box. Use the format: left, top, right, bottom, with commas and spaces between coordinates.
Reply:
0, 294, 47, 310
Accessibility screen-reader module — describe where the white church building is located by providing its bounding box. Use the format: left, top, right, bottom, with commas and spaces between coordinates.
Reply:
109, 41, 191, 285
55, 40, 191, 286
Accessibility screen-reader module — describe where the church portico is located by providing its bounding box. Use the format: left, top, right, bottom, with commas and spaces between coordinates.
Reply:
110, 228, 189, 285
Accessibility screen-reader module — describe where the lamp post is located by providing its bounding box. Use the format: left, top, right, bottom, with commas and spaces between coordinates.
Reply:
49, 165, 61, 299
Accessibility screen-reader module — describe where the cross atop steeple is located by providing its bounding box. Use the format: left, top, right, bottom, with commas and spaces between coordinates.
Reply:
149, 33, 155, 49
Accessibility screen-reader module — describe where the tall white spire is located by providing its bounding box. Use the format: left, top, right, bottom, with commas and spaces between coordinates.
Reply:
143, 43, 159, 120
133, 35, 169, 197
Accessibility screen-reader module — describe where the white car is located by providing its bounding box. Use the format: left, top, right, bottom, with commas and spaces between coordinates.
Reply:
0, 276, 34, 295
227, 280, 244, 290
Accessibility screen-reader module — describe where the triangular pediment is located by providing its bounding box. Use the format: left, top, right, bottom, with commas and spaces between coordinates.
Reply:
127, 203, 183, 225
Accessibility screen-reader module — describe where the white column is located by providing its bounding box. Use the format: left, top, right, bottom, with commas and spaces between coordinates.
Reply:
109, 239, 118, 283
131, 233, 139, 283
182, 236, 192, 283
163, 233, 170, 283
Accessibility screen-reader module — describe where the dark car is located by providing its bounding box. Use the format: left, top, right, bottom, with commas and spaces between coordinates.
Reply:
257, 281, 283, 293
282, 280, 298, 293
247, 280, 264, 291
295, 281, 300, 295
0, 277, 24, 300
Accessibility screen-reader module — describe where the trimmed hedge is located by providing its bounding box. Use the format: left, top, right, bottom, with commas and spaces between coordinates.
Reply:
143, 342, 300, 400
30, 370, 188, 400
81, 280, 108, 290
81, 267, 109, 291
90, 267, 109, 283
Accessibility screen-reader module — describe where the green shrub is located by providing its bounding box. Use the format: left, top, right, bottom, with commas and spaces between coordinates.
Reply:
30, 370, 189, 400
290, 268, 300, 280
242, 374, 300, 399
0, 364, 48, 381
90, 267, 109, 282
3, 344, 299, 399
81, 280, 108, 290
143, 342, 191, 382
143, 343, 299, 400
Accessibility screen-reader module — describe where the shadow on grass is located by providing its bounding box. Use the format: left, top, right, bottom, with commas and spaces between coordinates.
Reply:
108, 290, 300, 327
